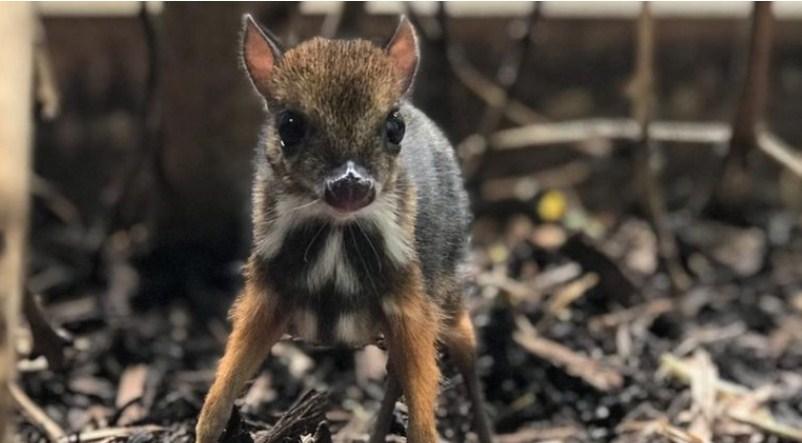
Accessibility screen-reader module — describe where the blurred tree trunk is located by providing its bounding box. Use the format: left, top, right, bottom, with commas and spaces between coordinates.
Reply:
0, 3, 35, 440
158, 3, 262, 257
140, 3, 297, 310
705, 2, 773, 218
143, 3, 257, 308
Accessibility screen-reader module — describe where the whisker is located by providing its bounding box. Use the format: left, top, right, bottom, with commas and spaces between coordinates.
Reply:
286, 198, 320, 213
355, 219, 381, 272
348, 226, 379, 299
261, 198, 320, 225
303, 223, 328, 264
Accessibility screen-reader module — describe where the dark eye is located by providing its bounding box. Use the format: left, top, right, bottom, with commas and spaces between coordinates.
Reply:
385, 110, 405, 146
277, 111, 307, 152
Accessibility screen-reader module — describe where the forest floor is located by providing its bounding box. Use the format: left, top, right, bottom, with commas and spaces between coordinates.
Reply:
18, 3, 802, 442
14, 156, 802, 443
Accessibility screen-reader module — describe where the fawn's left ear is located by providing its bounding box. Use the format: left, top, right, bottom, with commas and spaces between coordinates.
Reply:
242, 13, 283, 98
385, 15, 419, 94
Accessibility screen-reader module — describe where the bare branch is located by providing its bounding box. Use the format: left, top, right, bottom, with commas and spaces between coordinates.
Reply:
488, 119, 802, 181
514, 316, 623, 392
630, 2, 690, 292
461, 2, 543, 181
632, 2, 655, 135
23, 292, 71, 371
756, 129, 802, 177
449, 50, 546, 126
58, 426, 165, 443
490, 119, 731, 150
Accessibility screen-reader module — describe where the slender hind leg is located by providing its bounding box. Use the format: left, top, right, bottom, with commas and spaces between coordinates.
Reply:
444, 309, 494, 443
369, 361, 402, 443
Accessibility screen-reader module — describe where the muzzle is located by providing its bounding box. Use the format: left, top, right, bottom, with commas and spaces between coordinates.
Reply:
323, 161, 376, 212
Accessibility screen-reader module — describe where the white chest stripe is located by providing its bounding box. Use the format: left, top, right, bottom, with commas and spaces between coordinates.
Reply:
306, 230, 360, 294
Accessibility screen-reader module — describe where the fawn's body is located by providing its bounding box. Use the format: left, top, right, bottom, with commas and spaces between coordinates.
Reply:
195, 16, 492, 443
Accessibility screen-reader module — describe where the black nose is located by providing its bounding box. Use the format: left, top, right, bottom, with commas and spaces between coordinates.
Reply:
324, 162, 375, 212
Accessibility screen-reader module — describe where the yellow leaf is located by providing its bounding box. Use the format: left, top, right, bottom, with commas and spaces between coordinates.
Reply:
537, 190, 567, 222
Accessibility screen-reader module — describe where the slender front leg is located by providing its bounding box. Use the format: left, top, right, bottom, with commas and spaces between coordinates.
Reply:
444, 309, 494, 443
196, 282, 287, 443
383, 293, 441, 443
369, 360, 402, 443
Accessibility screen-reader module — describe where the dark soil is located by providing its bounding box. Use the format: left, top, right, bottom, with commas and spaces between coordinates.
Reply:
17, 153, 802, 443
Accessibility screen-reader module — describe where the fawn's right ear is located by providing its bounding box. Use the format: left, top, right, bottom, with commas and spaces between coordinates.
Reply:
242, 14, 283, 97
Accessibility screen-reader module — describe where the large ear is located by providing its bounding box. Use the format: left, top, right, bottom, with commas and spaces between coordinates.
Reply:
384, 15, 419, 94
242, 14, 283, 97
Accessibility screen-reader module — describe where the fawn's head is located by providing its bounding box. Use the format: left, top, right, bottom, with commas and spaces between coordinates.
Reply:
242, 15, 419, 216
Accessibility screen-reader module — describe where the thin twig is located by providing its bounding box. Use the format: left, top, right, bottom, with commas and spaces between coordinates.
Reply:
9, 382, 66, 442
729, 408, 802, 442
589, 298, 673, 331
659, 354, 752, 397
660, 353, 802, 442
545, 272, 599, 318
23, 292, 71, 371
630, 2, 690, 292
756, 129, 802, 177
491, 118, 732, 149
89, 2, 165, 282
30, 174, 81, 226
449, 49, 546, 126
58, 425, 165, 443
496, 425, 585, 443
514, 316, 623, 391
460, 2, 543, 182
33, 19, 60, 120
618, 418, 705, 443
114, 364, 148, 425
108, 1, 164, 227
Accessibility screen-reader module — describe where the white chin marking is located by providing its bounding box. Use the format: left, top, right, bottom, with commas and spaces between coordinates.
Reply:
292, 309, 318, 342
